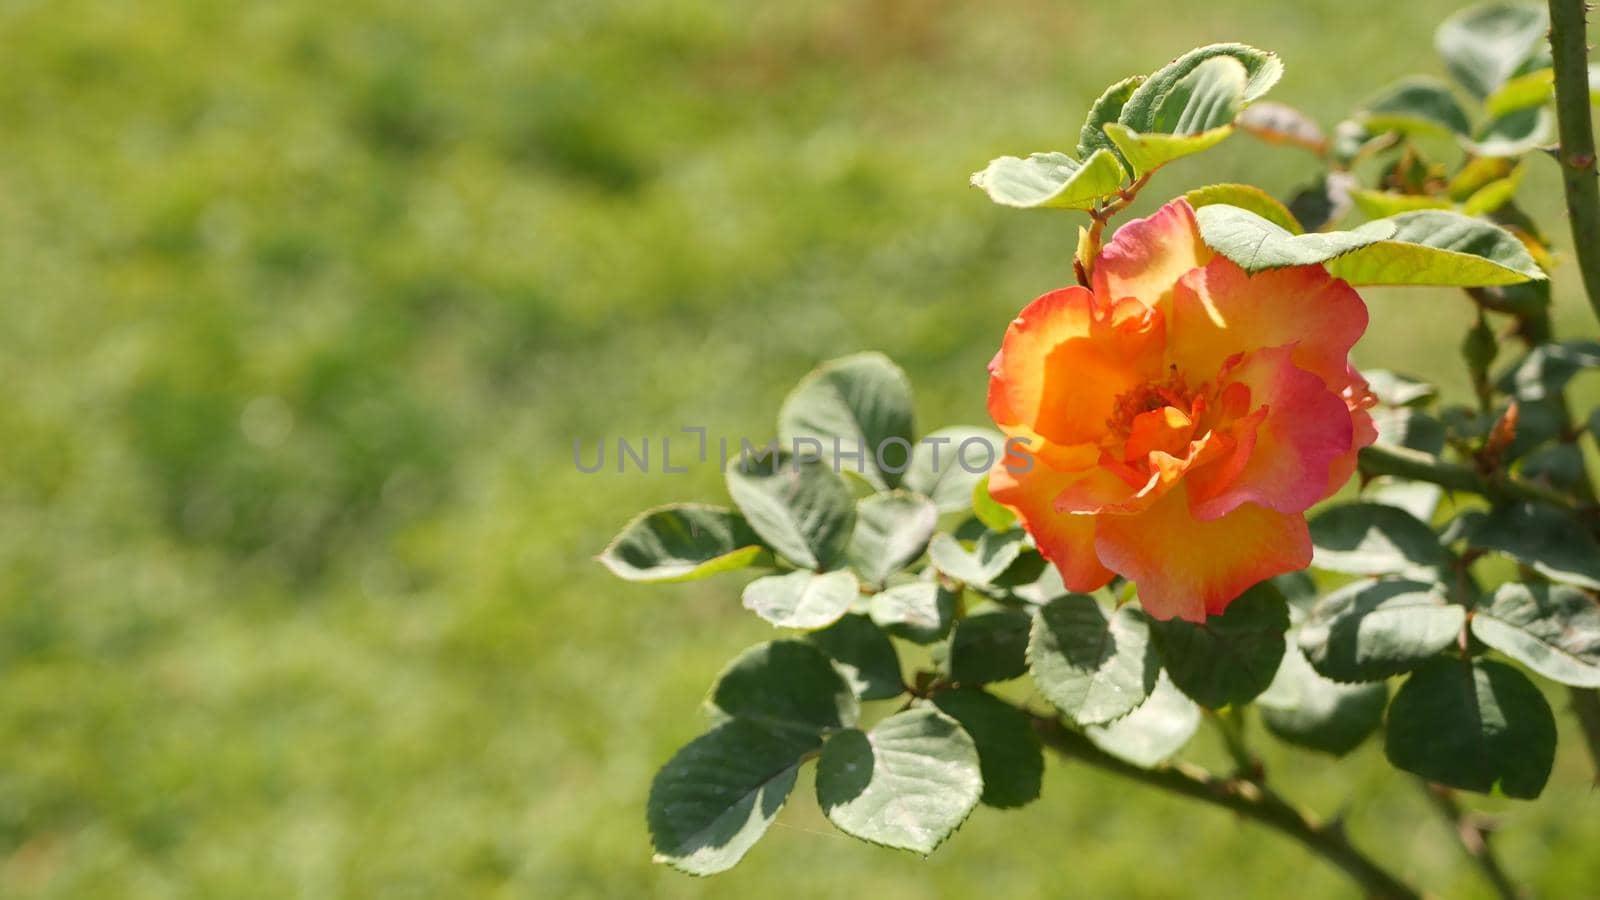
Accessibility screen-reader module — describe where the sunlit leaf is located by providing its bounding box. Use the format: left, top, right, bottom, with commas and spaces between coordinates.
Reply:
600, 504, 769, 583
970, 149, 1125, 210
816, 707, 981, 853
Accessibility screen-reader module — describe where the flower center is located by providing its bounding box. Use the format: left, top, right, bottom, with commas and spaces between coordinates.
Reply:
1105, 367, 1191, 439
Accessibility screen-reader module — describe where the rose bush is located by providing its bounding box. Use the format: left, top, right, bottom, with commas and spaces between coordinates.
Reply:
988, 199, 1376, 621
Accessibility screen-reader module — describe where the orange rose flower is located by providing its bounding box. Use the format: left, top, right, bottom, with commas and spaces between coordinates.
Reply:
987, 199, 1376, 622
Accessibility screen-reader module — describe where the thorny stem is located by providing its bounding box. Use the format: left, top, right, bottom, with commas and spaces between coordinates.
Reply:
1418, 781, 1521, 900
1547, 0, 1600, 328
1356, 443, 1589, 512
1029, 716, 1420, 899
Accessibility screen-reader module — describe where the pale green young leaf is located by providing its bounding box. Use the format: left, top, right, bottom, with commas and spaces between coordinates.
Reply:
1185, 183, 1302, 232
969, 475, 1016, 533
1102, 123, 1233, 179
1325, 211, 1544, 287
969, 149, 1125, 211
599, 504, 769, 583
1193, 204, 1394, 272
1078, 75, 1144, 161
1118, 43, 1282, 133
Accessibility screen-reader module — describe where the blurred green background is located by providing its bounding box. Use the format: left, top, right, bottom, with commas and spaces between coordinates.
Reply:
2, 0, 1597, 896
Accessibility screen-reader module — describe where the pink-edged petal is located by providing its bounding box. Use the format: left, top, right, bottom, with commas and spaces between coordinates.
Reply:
1168, 258, 1368, 391
1095, 486, 1313, 623
991, 461, 1113, 592
1093, 198, 1213, 316
1188, 346, 1354, 520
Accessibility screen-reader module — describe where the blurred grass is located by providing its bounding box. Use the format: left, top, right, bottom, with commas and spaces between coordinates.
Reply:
0, 0, 1596, 896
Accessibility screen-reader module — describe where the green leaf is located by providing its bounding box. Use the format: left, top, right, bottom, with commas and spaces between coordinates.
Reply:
931, 690, 1044, 809
1385, 658, 1555, 798
1494, 340, 1600, 401
1371, 406, 1447, 455
1297, 579, 1464, 682
1102, 123, 1234, 179
778, 352, 915, 491
1236, 101, 1327, 154
1118, 43, 1283, 134
726, 452, 856, 571
1484, 67, 1553, 117
1149, 583, 1288, 708
1460, 161, 1525, 215
1364, 370, 1438, 407
869, 581, 956, 644
1151, 55, 1248, 133
949, 608, 1032, 684
1436, 2, 1550, 99
808, 614, 904, 701
1185, 183, 1302, 233
928, 530, 1025, 587
1366, 479, 1445, 524
1029, 596, 1158, 725
1193, 204, 1394, 273
902, 426, 1004, 513
1359, 77, 1471, 136
1258, 646, 1387, 755
1309, 502, 1454, 579
816, 707, 982, 854
969, 149, 1125, 211
709, 640, 859, 735
1471, 582, 1600, 688
1324, 210, 1544, 286
647, 719, 818, 875
742, 569, 859, 630
1078, 75, 1144, 161
599, 504, 768, 583
1287, 171, 1358, 231
969, 475, 1017, 533
1084, 673, 1201, 767
1520, 443, 1588, 493
1466, 502, 1600, 590
1348, 188, 1452, 219
1469, 105, 1553, 157
847, 491, 938, 587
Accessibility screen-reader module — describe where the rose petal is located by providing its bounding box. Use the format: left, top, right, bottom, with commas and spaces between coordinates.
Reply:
1093, 198, 1213, 316
1169, 258, 1368, 392
990, 461, 1113, 592
1187, 346, 1354, 520
1095, 485, 1312, 622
